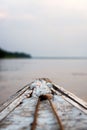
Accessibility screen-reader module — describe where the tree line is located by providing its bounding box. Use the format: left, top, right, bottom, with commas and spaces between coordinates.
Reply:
0, 48, 32, 58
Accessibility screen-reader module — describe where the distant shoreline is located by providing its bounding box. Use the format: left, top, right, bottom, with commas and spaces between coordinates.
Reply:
33, 57, 87, 60
0, 48, 32, 59
0, 48, 87, 59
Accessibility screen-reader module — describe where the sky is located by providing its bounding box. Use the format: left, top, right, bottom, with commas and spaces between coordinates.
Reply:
0, 0, 87, 57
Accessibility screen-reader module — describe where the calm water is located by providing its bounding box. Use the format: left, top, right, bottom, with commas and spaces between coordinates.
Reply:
0, 59, 87, 105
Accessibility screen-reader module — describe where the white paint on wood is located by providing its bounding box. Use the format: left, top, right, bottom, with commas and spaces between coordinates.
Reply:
0, 79, 87, 130
51, 83, 87, 114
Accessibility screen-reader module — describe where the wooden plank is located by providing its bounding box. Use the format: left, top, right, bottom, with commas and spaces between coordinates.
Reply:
51, 83, 87, 114
0, 94, 87, 130
0, 79, 87, 130
0, 89, 32, 121
0, 84, 30, 112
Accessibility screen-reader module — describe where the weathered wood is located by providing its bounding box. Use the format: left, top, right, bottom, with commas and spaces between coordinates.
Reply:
51, 84, 87, 114
0, 84, 31, 112
0, 79, 87, 130
0, 89, 32, 121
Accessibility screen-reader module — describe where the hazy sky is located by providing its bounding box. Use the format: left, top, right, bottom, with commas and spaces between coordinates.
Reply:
0, 0, 87, 57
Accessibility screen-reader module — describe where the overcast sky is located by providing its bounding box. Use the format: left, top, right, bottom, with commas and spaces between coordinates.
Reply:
0, 0, 87, 57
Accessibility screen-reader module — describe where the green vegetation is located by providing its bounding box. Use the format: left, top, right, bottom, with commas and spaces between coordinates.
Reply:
0, 48, 32, 58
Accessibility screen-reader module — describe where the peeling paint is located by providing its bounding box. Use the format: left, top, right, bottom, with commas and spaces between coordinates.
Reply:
0, 79, 87, 130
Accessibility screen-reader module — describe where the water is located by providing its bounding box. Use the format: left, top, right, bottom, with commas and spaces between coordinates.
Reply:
0, 59, 87, 105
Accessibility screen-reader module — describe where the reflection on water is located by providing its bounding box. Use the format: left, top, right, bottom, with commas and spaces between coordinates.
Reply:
72, 72, 87, 76
0, 59, 87, 104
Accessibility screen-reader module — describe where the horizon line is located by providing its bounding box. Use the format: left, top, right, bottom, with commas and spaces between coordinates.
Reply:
32, 56, 87, 59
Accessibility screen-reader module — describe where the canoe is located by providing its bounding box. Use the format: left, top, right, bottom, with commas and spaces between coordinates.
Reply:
0, 78, 87, 130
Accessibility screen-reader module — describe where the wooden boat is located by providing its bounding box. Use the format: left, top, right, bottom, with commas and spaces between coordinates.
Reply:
0, 78, 87, 130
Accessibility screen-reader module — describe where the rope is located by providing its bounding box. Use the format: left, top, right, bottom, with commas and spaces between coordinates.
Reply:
45, 95, 64, 130
31, 94, 64, 130
31, 98, 40, 130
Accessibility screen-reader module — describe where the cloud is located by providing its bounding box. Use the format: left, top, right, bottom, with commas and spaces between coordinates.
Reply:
0, 11, 36, 22
8, 13, 36, 21
0, 11, 8, 19
0, 0, 87, 56
20, 14, 35, 20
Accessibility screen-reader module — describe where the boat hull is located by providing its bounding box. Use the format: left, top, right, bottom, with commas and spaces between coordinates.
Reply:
0, 79, 87, 130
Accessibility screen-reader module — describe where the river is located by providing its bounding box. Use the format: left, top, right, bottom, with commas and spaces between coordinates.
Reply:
0, 59, 87, 105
